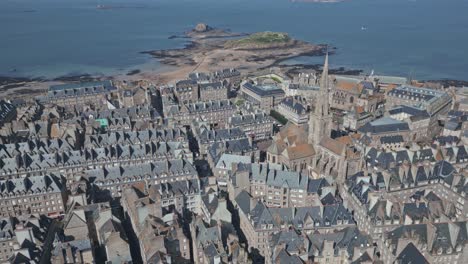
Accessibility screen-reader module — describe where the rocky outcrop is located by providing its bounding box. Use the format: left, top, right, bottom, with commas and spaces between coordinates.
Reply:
194, 23, 212, 33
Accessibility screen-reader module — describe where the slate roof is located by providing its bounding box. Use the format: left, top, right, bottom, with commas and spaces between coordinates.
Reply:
395, 242, 430, 264
237, 192, 354, 230
0, 100, 16, 124
0, 175, 62, 196
85, 128, 187, 147
215, 154, 251, 170
88, 159, 197, 183
386, 222, 468, 256
358, 117, 409, 134
234, 190, 253, 214
208, 138, 256, 165
275, 249, 304, 264
279, 97, 307, 115
388, 105, 430, 118
229, 112, 273, 126
308, 227, 372, 259
45, 80, 117, 99
387, 85, 445, 103
198, 127, 246, 144
270, 231, 306, 255
364, 147, 439, 169
347, 162, 467, 220
84, 105, 159, 120
186, 100, 234, 113
0, 218, 14, 240
199, 82, 224, 91
201, 192, 220, 216
175, 79, 197, 89
380, 135, 404, 144
250, 163, 308, 190
49, 80, 113, 92
433, 135, 459, 146
307, 178, 330, 194
149, 179, 200, 197
242, 82, 285, 97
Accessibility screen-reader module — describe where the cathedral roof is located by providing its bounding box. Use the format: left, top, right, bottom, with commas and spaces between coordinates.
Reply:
282, 144, 315, 160
319, 137, 346, 156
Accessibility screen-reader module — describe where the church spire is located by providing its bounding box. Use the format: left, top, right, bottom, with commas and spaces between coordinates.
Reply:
320, 48, 329, 93
317, 48, 330, 116
308, 49, 332, 146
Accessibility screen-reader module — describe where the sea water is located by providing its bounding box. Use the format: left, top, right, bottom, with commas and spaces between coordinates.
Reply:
1, 0, 467, 80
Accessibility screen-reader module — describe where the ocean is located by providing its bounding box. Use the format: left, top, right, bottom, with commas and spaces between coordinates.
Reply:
1, 0, 468, 80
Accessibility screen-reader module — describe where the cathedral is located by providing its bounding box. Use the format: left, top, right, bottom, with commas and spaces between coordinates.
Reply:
308, 52, 362, 181
267, 52, 362, 181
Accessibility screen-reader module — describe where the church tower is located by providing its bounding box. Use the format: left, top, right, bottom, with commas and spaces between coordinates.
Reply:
308, 51, 332, 145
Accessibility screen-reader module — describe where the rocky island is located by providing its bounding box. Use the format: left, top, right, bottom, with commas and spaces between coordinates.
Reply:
142, 24, 329, 83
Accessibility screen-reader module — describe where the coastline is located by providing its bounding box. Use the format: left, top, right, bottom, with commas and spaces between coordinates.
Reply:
2, 65, 467, 100
1, 26, 467, 99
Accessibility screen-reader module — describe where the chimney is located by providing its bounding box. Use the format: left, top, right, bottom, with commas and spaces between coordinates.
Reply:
209, 192, 216, 204
385, 200, 393, 217
248, 134, 254, 147
368, 193, 379, 210
232, 162, 239, 172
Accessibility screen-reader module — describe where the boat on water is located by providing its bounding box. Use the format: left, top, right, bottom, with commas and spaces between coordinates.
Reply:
97, 5, 112, 9
361, 26, 367, 30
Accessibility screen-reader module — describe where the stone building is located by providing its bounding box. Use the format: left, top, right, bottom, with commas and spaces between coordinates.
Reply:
10, 216, 52, 263
88, 159, 198, 200
230, 163, 311, 208
37, 81, 118, 110
388, 104, 434, 141
0, 100, 16, 127
190, 216, 248, 264
358, 117, 411, 143
343, 106, 374, 131
175, 79, 199, 103
193, 125, 247, 155
52, 207, 94, 264
227, 111, 274, 140
200, 190, 231, 224
312, 136, 361, 181
0, 217, 16, 262
267, 123, 315, 176
386, 85, 452, 117
0, 175, 65, 218
232, 190, 354, 258
240, 81, 285, 111
277, 96, 309, 125
380, 222, 468, 264
330, 77, 364, 112
199, 82, 228, 101
168, 100, 236, 126
138, 214, 191, 263
306, 227, 375, 264
93, 205, 132, 264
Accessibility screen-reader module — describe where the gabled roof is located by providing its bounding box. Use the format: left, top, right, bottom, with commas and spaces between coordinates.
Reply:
319, 137, 346, 156
359, 117, 409, 134
395, 242, 430, 264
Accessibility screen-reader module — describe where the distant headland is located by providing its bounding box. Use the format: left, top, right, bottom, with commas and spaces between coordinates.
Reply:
290, 0, 347, 3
